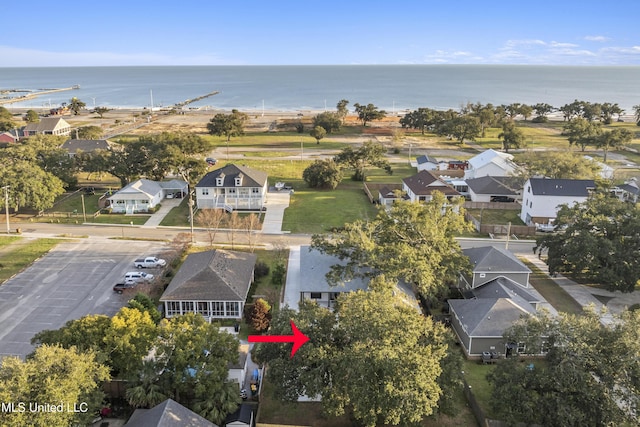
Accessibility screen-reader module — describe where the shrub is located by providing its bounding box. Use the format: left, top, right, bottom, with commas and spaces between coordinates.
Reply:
271, 261, 286, 287
248, 298, 272, 332
254, 261, 270, 280
303, 159, 343, 189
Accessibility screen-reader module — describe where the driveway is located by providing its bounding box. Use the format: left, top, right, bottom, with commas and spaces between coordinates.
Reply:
262, 190, 291, 234
0, 240, 167, 359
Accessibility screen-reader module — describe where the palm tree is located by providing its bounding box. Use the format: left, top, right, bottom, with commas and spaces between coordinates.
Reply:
125, 361, 167, 408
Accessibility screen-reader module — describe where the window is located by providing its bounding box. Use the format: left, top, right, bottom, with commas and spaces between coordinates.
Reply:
202, 188, 209, 196
212, 301, 225, 316
225, 302, 240, 317
235, 177, 242, 186
166, 301, 180, 316
182, 301, 194, 313
216, 178, 223, 186
479, 273, 486, 278
310, 292, 322, 299
529, 201, 532, 208
252, 188, 260, 194
197, 302, 210, 316
228, 188, 236, 194
517, 342, 526, 354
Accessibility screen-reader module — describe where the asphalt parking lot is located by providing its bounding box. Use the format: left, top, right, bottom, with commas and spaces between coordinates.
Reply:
0, 239, 168, 360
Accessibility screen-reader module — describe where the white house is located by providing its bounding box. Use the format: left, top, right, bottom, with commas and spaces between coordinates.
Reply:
160, 249, 257, 321
228, 343, 250, 389
22, 117, 71, 137
107, 179, 187, 213
520, 178, 595, 226
464, 149, 518, 180
195, 164, 268, 211
415, 154, 439, 171
402, 170, 460, 202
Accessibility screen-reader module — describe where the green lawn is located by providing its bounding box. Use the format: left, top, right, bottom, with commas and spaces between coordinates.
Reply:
0, 238, 61, 283
49, 192, 102, 215
282, 181, 379, 234
462, 360, 497, 419
0, 236, 21, 247
520, 258, 584, 315
206, 132, 350, 151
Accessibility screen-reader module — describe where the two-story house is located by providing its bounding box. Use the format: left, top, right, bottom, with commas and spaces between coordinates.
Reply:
520, 178, 595, 226
195, 164, 268, 211
464, 149, 518, 180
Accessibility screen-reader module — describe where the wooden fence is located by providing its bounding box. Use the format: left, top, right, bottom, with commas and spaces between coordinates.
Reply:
464, 201, 521, 210
465, 212, 537, 237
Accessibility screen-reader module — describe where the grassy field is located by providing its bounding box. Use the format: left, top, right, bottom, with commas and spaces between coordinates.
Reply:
0, 238, 61, 283
520, 258, 584, 315
0, 236, 21, 247
206, 132, 351, 151
462, 360, 497, 419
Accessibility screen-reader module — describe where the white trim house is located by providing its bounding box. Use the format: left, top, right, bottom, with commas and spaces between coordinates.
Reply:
195, 164, 268, 211
160, 250, 257, 321
108, 179, 187, 213
464, 149, 518, 180
402, 170, 461, 202
22, 117, 71, 137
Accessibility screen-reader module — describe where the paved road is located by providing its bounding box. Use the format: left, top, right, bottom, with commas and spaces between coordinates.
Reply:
0, 239, 167, 359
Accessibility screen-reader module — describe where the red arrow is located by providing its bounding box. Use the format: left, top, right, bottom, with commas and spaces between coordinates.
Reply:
248, 320, 309, 358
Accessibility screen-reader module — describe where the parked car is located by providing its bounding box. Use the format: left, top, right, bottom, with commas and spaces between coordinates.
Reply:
206, 157, 217, 166
134, 256, 166, 268
84, 187, 96, 195
113, 282, 136, 294
123, 271, 154, 283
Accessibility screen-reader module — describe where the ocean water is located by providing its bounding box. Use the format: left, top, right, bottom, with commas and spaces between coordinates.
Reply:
1, 65, 639, 113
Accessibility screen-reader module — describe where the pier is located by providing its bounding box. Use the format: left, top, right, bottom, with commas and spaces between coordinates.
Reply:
173, 90, 219, 109
0, 85, 80, 105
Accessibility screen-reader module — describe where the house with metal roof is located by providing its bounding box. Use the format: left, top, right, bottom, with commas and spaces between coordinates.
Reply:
125, 398, 219, 427
22, 117, 71, 137
415, 154, 439, 171
195, 164, 268, 211
160, 250, 257, 321
464, 149, 518, 180
520, 177, 595, 226
402, 170, 460, 202
107, 179, 187, 213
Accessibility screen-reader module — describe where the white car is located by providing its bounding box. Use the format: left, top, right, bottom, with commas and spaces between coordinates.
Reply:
124, 271, 154, 283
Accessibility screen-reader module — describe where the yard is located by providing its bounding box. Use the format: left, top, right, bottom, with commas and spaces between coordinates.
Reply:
520, 258, 584, 315
467, 208, 525, 226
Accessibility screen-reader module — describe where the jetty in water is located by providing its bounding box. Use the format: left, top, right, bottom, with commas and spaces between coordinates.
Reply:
173, 90, 220, 109
0, 85, 80, 105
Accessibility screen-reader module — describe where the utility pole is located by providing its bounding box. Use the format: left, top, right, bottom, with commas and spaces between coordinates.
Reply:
188, 191, 195, 244
505, 221, 512, 250
81, 193, 87, 222
3, 185, 10, 234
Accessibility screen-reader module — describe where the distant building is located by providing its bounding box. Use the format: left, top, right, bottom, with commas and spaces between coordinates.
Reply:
22, 117, 71, 137
60, 139, 116, 157
464, 149, 518, 180
107, 179, 187, 214
415, 154, 439, 171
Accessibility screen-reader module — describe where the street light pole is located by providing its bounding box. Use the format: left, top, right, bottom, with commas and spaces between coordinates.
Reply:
3, 185, 10, 234
188, 191, 195, 244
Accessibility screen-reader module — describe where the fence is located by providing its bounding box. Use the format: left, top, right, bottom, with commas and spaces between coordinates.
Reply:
464, 201, 521, 210
465, 212, 537, 237
463, 377, 490, 427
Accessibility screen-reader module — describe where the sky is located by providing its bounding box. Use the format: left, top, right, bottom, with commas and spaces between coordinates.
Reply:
2, 0, 640, 67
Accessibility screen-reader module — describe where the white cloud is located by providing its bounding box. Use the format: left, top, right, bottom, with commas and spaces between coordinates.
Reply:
584, 35, 611, 42
549, 41, 579, 48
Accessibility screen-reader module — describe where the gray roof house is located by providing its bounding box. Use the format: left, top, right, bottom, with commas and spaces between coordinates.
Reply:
108, 179, 188, 214
60, 138, 116, 156
125, 398, 219, 427
464, 149, 518, 180
224, 403, 256, 427
450, 246, 539, 357
291, 246, 418, 311
520, 178, 596, 226
459, 246, 531, 289
160, 250, 257, 320
22, 117, 71, 136
195, 164, 268, 211
465, 176, 522, 203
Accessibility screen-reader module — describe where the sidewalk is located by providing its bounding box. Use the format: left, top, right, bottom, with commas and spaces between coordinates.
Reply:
522, 254, 640, 325
141, 198, 183, 227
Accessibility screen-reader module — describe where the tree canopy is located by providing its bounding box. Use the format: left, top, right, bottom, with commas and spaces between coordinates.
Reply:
436, 114, 481, 145
0, 344, 110, 427
0, 106, 17, 131
488, 309, 640, 426
333, 140, 391, 181
498, 121, 526, 152
517, 151, 602, 180
206, 109, 248, 141
69, 97, 86, 115
353, 103, 386, 127
311, 194, 471, 299
255, 286, 450, 427
562, 117, 602, 151
312, 111, 342, 133
536, 193, 640, 292
309, 125, 326, 144
303, 159, 343, 189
